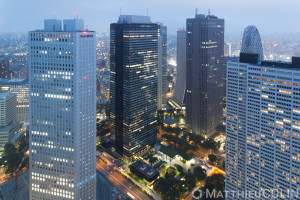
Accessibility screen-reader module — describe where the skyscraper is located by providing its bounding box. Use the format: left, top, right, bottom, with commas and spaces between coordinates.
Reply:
29, 19, 96, 199
110, 15, 158, 159
226, 53, 300, 200
0, 79, 29, 123
157, 24, 167, 110
173, 29, 186, 107
225, 26, 263, 198
0, 91, 20, 150
0, 91, 16, 127
241, 26, 264, 61
186, 14, 224, 136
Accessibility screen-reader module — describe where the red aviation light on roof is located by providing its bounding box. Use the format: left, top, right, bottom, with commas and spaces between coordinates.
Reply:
83, 76, 88, 80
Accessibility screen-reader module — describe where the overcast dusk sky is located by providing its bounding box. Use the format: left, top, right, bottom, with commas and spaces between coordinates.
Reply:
0, 0, 299, 35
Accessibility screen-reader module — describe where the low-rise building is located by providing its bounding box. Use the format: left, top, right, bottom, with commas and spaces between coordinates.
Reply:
129, 160, 159, 182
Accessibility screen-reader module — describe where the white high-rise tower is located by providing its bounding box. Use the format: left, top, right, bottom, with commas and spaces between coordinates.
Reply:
29, 19, 96, 199
226, 53, 300, 200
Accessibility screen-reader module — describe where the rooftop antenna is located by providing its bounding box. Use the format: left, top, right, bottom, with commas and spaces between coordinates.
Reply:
208, 9, 211, 16
53, 11, 56, 19
74, 11, 79, 20
147, 7, 149, 16
120, 6, 122, 15
195, 8, 198, 16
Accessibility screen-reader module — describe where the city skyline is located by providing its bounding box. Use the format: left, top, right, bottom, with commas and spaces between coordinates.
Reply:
1, 0, 300, 35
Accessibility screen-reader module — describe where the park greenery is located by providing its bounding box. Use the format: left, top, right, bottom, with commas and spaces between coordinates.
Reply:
153, 165, 207, 200
158, 109, 221, 152
200, 174, 225, 200
0, 134, 29, 174
208, 154, 218, 163
96, 119, 111, 137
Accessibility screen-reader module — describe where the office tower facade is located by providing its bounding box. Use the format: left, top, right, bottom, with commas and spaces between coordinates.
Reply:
0, 79, 29, 123
29, 19, 96, 199
186, 14, 224, 136
173, 29, 186, 107
224, 43, 232, 57
241, 26, 264, 62
0, 59, 9, 79
0, 91, 19, 150
157, 24, 167, 110
110, 15, 158, 158
226, 54, 300, 200
0, 91, 16, 127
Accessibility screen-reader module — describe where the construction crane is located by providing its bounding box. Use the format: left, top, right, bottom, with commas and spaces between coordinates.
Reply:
116, 192, 122, 200
13, 153, 28, 189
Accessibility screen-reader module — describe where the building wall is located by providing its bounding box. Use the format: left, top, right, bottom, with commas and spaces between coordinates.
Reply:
226, 61, 300, 199
29, 19, 96, 199
173, 29, 186, 107
0, 92, 17, 127
0, 80, 29, 123
110, 22, 158, 158
186, 14, 224, 136
157, 25, 167, 110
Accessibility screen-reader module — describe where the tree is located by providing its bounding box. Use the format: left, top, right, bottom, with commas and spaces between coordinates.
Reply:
193, 166, 207, 181
175, 165, 183, 173
206, 174, 225, 191
208, 154, 218, 163
1, 143, 22, 174
166, 167, 176, 178
200, 174, 225, 200
202, 139, 217, 150
184, 173, 196, 191
18, 135, 28, 154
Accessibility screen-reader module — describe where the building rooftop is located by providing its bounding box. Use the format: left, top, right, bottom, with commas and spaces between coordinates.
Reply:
233, 53, 300, 70
129, 160, 159, 180
0, 91, 14, 100
0, 79, 28, 85
33, 19, 94, 32
0, 121, 21, 133
163, 118, 177, 125
117, 15, 152, 24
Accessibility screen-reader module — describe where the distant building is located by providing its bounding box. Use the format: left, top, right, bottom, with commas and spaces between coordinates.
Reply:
157, 24, 167, 110
0, 59, 9, 79
0, 91, 17, 127
241, 25, 264, 61
224, 43, 232, 57
186, 14, 225, 136
29, 19, 96, 199
0, 91, 19, 150
173, 29, 186, 107
110, 15, 158, 158
0, 121, 21, 151
0, 79, 29, 123
226, 54, 300, 199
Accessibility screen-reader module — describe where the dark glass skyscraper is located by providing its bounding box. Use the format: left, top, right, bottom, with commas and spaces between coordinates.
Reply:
110, 15, 158, 158
186, 14, 224, 137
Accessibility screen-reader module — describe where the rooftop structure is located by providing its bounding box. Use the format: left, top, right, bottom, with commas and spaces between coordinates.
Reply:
129, 160, 159, 182
241, 26, 264, 62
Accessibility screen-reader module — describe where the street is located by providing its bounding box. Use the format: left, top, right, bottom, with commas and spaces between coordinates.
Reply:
97, 157, 153, 200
